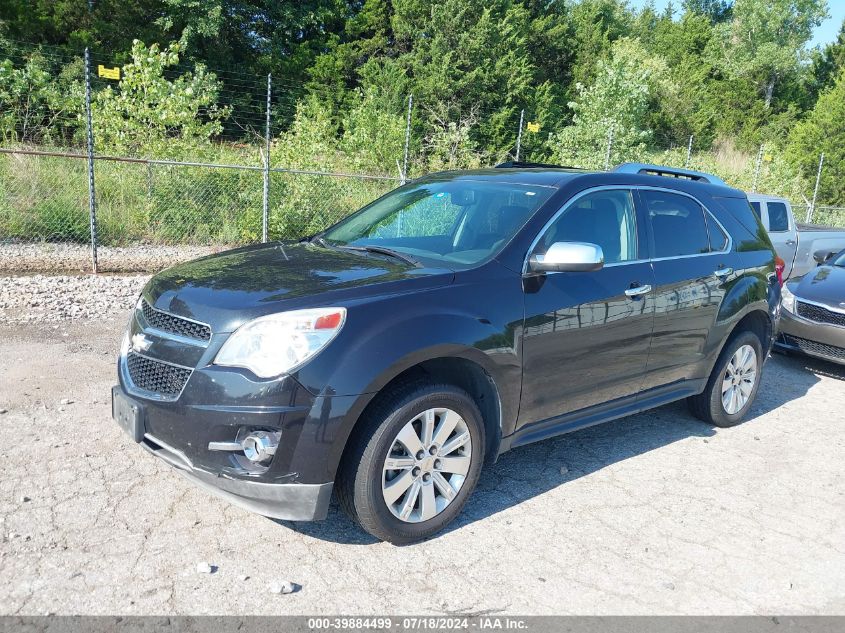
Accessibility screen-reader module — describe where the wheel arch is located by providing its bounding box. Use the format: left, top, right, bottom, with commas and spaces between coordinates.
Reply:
331, 353, 505, 485
708, 306, 774, 378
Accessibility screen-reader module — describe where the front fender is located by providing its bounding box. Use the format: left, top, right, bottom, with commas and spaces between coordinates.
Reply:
288, 271, 525, 481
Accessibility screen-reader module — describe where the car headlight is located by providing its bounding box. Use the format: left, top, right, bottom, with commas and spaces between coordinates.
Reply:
214, 307, 346, 378
781, 283, 797, 313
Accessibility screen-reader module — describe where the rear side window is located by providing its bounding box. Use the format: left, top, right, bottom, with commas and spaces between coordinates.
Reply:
767, 202, 790, 232
750, 201, 762, 219
641, 190, 710, 257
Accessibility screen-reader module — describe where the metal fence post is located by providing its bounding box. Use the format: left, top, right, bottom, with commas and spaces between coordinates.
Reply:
262, 73, 272, 243
809, 152, 825, 223
146, 161, 154, 199
402, 94, 413, 184
752, 144, 764, 193
685, 135, 694, 168
604, 126, 614, 171
84, 48, 98, 274
515, 109, 525, 162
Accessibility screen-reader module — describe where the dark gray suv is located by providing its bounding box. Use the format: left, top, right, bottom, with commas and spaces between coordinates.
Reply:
113, 162, 781, 543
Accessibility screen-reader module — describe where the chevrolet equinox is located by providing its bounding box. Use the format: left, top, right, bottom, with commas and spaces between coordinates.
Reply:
112, 162, 781, 543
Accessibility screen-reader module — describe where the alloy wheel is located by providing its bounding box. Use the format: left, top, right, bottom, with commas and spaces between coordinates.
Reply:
721, 344, 758, 415
381, 408, 472, 523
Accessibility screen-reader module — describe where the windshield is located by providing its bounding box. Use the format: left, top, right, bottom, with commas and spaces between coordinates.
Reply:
321, 179, 555, 267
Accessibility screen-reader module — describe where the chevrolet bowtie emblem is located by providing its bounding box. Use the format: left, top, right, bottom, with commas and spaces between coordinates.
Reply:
131, 333, 153, 353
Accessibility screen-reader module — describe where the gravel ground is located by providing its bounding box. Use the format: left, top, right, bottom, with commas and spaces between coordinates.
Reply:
0, 304, 843, 615
0, 274, 149, 323
0, 242, 218, 274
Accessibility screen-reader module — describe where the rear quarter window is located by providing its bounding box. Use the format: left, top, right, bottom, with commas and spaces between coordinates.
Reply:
713, 196, 773, 253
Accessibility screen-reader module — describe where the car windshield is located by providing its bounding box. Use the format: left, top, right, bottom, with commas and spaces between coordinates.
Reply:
321, 179, 555, 267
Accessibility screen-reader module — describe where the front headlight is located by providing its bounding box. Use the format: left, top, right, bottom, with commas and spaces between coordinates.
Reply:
214, 307, 346, 378
781, 283, 797, 313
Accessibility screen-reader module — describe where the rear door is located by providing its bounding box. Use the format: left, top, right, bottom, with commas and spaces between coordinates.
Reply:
638, 188, 739, 389
518, 187, 655, 426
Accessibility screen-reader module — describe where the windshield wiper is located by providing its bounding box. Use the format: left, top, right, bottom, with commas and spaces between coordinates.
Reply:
304, 234, 330, 248
338, 245, 420, 267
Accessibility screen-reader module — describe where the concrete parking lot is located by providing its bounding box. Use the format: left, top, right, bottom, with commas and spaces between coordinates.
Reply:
1, 314, 844, 615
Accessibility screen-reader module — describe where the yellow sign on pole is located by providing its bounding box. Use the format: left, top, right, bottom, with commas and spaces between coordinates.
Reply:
526, 122, 540, 133
98, 65, 120, 80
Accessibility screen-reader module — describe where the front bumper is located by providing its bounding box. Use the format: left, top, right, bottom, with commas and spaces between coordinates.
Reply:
141, 434, 332, 521
111, 378, 357, 521
775, 308, 845, 365
141, 431, 332, 520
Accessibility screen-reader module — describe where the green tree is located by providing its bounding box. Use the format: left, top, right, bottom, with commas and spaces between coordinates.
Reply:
811, 19, 845, 95
716, 0, 828, 108
0, 50, 79, 145
549, 38, 669, 168
340, 87, 408, 175
683, 0, 733, 22
567, 0, 632, 88
788, 68, 845, 205
93, 41, 229, 157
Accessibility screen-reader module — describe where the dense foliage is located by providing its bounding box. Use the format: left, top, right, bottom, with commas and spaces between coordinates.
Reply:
1, 0, 844, 205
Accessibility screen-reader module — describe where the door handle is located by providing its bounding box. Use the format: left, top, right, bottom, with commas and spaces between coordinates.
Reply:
625, 284, 652, 298
714, 267, 733, 278
785, 239, 797, 245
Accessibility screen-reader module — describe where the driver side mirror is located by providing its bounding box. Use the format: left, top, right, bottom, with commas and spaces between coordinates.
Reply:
528, 241, 604, 273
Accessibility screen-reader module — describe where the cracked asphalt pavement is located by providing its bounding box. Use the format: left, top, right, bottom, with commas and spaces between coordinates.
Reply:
1, 317, 843, 615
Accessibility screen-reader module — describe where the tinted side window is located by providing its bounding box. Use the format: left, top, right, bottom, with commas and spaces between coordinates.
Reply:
642, 190, 710, 257
767, 202, 790, 232
714, 196, 766, 238
706, 214, 728, 251
539, 189, 638, 264
750, 201, 762, 219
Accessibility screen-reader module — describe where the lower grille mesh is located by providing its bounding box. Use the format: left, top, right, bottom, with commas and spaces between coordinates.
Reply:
782, 335, 845, 361
126, 352, 192, 397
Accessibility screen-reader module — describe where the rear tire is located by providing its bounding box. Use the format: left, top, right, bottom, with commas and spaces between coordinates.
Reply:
688, 330, 763, 427
337, 383, 486, 544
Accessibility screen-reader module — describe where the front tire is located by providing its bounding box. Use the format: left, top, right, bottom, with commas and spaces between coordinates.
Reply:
688, 330, 763, 427
337, 383, 486, 544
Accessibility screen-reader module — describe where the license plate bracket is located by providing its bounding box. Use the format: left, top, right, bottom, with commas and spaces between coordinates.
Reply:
112, 386, 144, 443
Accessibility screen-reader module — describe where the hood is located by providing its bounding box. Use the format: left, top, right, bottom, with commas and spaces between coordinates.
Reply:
143, 242, 455, 332
792, 264, 845, 309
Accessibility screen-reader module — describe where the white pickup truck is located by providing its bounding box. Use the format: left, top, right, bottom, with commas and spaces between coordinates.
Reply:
746, 194, 845, 279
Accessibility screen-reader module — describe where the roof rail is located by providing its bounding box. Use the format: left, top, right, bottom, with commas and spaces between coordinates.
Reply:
494, 161, 576, 169
613, 162, 728, 186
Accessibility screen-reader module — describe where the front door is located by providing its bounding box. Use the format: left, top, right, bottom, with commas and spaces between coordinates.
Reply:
518, 188, 655, 427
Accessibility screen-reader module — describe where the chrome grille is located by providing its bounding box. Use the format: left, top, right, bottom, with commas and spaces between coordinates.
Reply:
141, 299, 211, 341
782, 335, 845, 361
796, 301, 845, 328
126, 352, 192, 397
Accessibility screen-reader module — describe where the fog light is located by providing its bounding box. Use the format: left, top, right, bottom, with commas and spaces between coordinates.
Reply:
241, 431, 279, 464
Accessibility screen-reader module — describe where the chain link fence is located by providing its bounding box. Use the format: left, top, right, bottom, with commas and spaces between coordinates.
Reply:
2, 38, 844, 274
0, 149, 398, 272
6, 143, 845, 273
